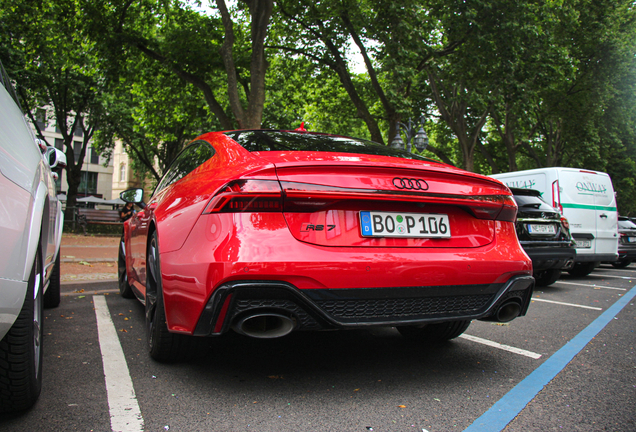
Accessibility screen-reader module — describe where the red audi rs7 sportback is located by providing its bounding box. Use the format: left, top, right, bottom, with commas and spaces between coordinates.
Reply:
119, 130, 533, 362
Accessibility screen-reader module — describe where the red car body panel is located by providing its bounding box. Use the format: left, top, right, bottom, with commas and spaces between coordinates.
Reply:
123, 130, 533, 336
158, 213, 529, 333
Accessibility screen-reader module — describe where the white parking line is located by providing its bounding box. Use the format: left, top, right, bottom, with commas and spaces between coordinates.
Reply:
555, 281, 627, 291
585, 274, 634, 280
597, 267, 636, 273
93, 295, 144, 432
531, 297, 603, 310
459, 334, 542, 359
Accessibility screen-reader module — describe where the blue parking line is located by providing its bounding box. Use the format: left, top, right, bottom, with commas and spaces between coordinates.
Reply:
464, 285, 636, 432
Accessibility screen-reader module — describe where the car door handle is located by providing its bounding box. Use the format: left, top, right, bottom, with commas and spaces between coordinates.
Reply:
600, 214, 608, 219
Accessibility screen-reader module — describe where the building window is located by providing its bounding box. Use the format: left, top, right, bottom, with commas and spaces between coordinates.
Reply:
74, 141, 82, 163
79, 172, 98, 195
120, 164, 126, 182
90, 147, 99, 164
55, 138, 64, 150
35, 108, 46, 130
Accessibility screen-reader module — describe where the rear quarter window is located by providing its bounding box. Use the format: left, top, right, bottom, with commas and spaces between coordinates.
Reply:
155, 141, 215, 194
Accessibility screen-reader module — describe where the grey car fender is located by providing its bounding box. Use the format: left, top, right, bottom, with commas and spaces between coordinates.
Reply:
21, 178, 47, 282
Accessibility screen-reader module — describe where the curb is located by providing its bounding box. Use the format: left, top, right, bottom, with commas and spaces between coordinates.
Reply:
62, 258, 117, 263
62, 277, 118, 286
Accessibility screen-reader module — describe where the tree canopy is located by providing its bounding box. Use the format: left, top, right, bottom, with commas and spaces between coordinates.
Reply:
2, 0, 635, 213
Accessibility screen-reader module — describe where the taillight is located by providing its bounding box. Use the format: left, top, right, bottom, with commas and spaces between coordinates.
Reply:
203, 179, 518, 221
561, 217, 570, 231
466, 195, 518, 222
203, 180, 283, 213
496, 195, 518, 222
552, 180, 563, 215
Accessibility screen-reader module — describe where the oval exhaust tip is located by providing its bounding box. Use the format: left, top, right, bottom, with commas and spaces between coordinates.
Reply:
496, 301, 522, 323
233, 313, 295, 339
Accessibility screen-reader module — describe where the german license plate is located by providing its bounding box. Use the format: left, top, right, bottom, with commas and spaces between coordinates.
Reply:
575, 239, 591, 248
360, 211, 451, 238
527, 224, 556, 234
627, 237, 636, 243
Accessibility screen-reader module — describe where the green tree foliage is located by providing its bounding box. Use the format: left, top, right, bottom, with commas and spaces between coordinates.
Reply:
94, 58, 216, 185
4, 0, 636, 213
0, 0, 107, 218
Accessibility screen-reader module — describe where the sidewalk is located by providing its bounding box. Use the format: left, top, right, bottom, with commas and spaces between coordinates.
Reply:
60, 233, 120, 284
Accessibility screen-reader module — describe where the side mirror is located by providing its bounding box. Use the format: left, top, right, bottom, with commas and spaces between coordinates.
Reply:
36, 138, 47, 153
120, 188, 144, 204
46, 147, 67, 169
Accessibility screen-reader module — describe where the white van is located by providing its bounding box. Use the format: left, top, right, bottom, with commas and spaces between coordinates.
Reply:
491, 167, 618, 276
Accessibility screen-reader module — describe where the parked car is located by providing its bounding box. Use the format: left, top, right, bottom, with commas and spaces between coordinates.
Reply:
609, 216, 636, 268
509, 188, 576, 286
0, 62, 66, 411
119, 129, 533, 362
492, 167, 618, 277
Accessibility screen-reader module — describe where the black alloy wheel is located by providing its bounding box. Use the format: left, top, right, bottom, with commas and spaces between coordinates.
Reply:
0, 245, 44, 412
396, 320, 471, 344
611, 260, 631, 269
567, 262, 598, 277
118, 234, 135, 298
534, 268, 562, 287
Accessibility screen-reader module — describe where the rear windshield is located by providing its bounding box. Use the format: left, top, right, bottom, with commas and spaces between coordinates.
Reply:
618, 219, 636, 230
512, 193, 556, 211
224, 130, 434, 162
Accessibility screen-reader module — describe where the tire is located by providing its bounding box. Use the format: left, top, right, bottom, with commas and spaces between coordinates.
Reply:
145, 231, 193, 362
611, 260, 631, 269
534, 268, 561, 287
118, 234, 135, 299
43, 253, 61, 308
567, 261, 599, 277
0, 247, 44, 412
396, 320, 471, 344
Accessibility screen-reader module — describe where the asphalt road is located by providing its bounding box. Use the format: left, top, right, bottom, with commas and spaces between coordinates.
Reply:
0, 265, 634, 432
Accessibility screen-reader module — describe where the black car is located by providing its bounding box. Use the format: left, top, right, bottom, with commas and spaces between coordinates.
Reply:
510, 188, 576, 286
611, 216, 636, 268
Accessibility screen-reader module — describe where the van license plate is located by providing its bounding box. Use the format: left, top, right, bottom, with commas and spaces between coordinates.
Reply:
360, 211, 451, 238
528, 224, 556, 234
575, 239, 591, 248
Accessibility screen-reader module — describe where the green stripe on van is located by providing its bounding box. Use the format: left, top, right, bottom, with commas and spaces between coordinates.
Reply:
561, 203, 617, 211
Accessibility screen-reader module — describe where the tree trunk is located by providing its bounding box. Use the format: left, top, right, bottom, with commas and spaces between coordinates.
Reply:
217, 0, 273, 129
426, 68, 488, 172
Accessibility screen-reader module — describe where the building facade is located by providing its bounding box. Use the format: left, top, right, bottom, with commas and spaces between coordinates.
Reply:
111, 138, 143, 199
33, 107, 114, 200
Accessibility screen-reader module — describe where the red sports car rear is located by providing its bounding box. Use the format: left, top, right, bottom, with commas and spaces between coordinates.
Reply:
120, 130, 533, 362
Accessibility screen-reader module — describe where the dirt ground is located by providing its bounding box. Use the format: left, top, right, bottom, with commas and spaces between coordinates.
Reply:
61, 261, 117, 275
61, 233, 120, 247
60, 234, 120, 280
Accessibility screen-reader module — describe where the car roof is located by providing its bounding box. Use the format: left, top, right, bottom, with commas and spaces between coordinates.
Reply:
0, 61, 22, 111
509, 187, 542, 197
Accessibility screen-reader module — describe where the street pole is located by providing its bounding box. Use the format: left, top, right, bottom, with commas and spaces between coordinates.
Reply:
390, 115, 429, 153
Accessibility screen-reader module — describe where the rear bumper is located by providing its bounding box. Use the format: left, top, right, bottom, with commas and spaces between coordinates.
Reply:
576, 253, 618, 263
521, 246, 576, 272
193, 275, 535, 336
617, 248, 636, 261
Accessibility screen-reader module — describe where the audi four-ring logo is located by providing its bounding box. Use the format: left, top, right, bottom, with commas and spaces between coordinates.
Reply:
392, 177, 429, 190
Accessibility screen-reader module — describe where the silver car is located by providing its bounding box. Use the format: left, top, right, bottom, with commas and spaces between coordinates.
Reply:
0, 62, 66, 412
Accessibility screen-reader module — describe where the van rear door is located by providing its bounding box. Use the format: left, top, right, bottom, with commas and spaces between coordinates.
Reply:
588, 171, 618, 258
560, 169, 617, 259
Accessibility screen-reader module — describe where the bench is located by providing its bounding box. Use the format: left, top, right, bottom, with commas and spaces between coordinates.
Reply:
77, 208, 122, 235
